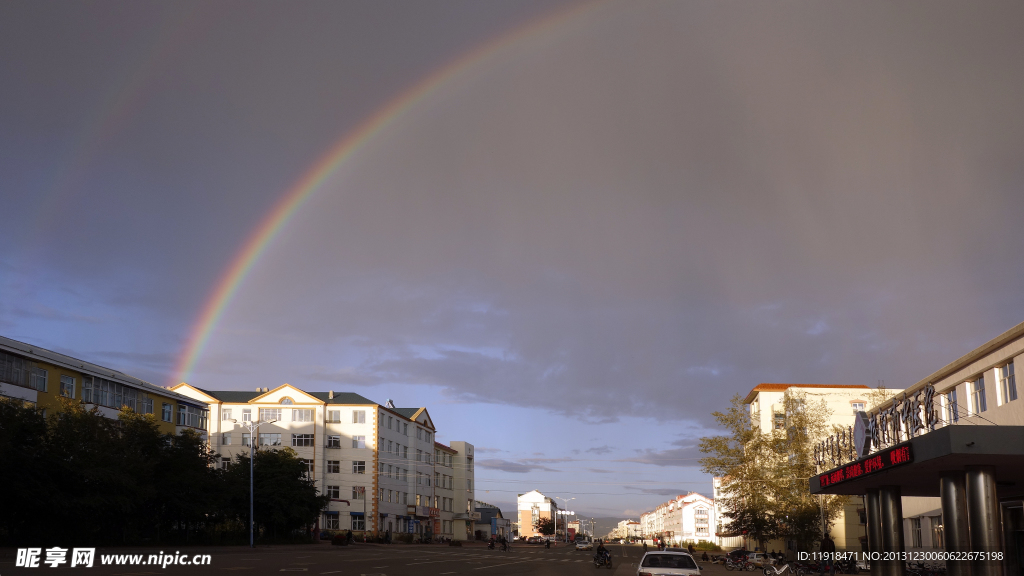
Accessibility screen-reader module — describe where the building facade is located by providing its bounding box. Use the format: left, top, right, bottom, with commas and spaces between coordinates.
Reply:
639, 492, 716, 544
0, 335, 208, 436
171, 383, 476, 539
517, 490, 560, 538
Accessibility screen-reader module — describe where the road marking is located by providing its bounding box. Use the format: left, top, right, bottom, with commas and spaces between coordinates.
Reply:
280, 570, 308, 572
472, 560, 534, 570
222, 568, 254, 571
320, 572, 341, 574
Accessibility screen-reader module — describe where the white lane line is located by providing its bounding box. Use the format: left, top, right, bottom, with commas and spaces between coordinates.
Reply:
472, 559, 535, 570
319, 571, 341, 574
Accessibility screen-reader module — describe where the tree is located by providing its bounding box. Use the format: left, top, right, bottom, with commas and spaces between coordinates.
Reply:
534, 516, 555, 536
699, 393, 847, 551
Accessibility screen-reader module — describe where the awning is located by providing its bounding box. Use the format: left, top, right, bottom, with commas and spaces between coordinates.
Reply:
350, 512, 364, 516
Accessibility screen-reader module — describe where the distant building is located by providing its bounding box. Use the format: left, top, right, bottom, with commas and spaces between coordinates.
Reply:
639, 492, 715, 544
517, 490, 560, 538
172, 383, 477, 540
474, 501, 511, 539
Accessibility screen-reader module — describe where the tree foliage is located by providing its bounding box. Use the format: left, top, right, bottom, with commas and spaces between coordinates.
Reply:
0, 397, 325, 546
699, 393, 848, 550
534, 516, 555, 536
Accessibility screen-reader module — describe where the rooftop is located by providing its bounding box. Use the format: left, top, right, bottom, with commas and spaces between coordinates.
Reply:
743, 383, 871, 404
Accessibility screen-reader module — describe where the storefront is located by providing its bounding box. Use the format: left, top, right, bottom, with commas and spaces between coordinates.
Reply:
810, 321, 1024, 576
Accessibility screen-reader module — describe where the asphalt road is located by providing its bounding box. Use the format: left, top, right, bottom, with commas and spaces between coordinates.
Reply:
3, 541, 690, 576
2, 541, 737, 569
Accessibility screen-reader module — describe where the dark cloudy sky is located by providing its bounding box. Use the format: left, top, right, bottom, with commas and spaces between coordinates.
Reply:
3, 0, 1024, 517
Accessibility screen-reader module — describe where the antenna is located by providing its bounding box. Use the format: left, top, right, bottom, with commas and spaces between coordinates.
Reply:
386, 399, 395, 409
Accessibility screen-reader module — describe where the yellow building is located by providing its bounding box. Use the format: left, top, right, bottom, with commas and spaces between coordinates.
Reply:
0, 335, 208, 435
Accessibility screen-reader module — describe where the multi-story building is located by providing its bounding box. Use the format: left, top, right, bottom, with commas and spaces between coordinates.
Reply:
611, 519, 641, 540
474, 501, 511, 540
739, 383, 904, 554
517, 490, 560, 538
449, 441, 478, 539
171, 383, 476, 539
639, 492, 715, 544
0, 335, 208, 436
434, 442, 458, 539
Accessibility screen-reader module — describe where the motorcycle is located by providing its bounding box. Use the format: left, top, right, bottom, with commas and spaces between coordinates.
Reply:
487, 541, 495, 550
594, 550, 613, 569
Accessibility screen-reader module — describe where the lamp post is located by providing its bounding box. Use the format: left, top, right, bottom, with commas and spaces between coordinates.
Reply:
554, 497, 575, 542
230, 418, 276, 548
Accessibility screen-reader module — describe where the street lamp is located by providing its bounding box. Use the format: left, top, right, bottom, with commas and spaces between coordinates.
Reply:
553, 496, 575, 542
230, 418, 276, 548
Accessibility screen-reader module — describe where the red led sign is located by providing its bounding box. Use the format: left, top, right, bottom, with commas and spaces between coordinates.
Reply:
818, 444, 913, 489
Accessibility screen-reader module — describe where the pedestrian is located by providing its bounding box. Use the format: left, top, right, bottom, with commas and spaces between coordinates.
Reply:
819, 533, 836, 576
702, 551, 709, 562
643, 541, 648, 553
688, 543, 695, 556
385, 529, 391, 544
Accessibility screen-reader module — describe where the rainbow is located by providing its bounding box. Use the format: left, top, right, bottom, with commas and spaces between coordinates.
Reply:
172, 1, 603, 385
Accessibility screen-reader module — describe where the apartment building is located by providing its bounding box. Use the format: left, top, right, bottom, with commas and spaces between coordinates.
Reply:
172, 382, 476, 539
639, 492, 715, 544
741, 383, 904, 554
0, 335, 208, 436
517, 490, 560, 538
449, 441, 478, 539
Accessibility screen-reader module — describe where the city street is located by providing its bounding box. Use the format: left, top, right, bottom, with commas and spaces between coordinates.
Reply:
2, 542, 720, 576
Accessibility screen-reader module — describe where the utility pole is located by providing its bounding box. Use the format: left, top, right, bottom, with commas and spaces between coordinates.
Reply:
230, 417, 277, 548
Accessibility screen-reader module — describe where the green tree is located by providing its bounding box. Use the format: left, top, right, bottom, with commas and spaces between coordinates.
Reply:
699, 393, 847, 551
534, 516, 555, 536
223, 447, 328, 541
0, 398, 55, 545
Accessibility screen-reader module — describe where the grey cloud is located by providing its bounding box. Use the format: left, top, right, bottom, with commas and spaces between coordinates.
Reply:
623, 486, 685, 496
476, 459, 558, 474
586, 445, 614, 455
620, 440, 704, 468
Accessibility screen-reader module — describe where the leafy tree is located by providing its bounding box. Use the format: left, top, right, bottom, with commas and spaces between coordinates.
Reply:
0, 398, 55, 544
699, 393, 847, 551
534, 516, 555, 536
223, 447, 328, 540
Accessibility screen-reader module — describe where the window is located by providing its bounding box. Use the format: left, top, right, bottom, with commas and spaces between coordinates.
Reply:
852, 402, 866, 413
326, 485, 340, 499
387, 440, 393, 453
426, 432, 431, 443
292, 409, 313, 422
387, 464, 392, 478
242, 408, 252, 422
178, 404, 208, 428
142, 397, 154, 415
416, 449, 423, 462
972, 377, 987, 414
222, 433, 232, 445
1001, 362, 1017, 403
280, 398, 293, 405
327, 435, 341, 448
403, 492, 408, 505
379, 488, 384, 502
58, 375, 75, 398
162, 403, 172, 422
403, 422, 408, 435
353, 410, 366, 423
260, 408, 282, 422
259, 433, 282, 446
352, 486, 365, 500
417, 472, 423, 485
352, 435, 365, 449
219, 457, 230, 470
323, 512, 339, 530
402, 445, 408, 459
82, 376, 92, 402
292, 434, 315, 447
353, 461, 366, 474
911, 517, 922, 548
388, 416, 393, 429
327, 460, 340, 473
388, 489, 393, 503
352, 515, 365, 530
300, 458, 314, 476
774, 413, 785, 430
416, 494, 422, 506
31, 368, 48, 392
242, 433, 251, 446
222, 408, 233, 421
945, 390, 959, 423
327, 409, 341, 423
416, 428, 423, 440
0, 351, 28, 387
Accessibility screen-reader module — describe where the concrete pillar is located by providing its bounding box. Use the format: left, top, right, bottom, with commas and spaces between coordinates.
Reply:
866, 489, 883, 576
879, 486, 906, 576
940, 471, 972, 576
966, 466, 1002, 576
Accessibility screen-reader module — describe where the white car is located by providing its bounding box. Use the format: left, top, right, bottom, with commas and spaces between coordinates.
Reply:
637, 551, 704, 576
747, 553, 767, 567
576, 540, 594, 551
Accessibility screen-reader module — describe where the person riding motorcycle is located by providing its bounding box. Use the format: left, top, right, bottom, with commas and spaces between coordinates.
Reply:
595, 542, 610, 564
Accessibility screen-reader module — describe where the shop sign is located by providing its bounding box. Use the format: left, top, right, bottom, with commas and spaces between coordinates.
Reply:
814, 384, 937, 467
818, 443, 913, 489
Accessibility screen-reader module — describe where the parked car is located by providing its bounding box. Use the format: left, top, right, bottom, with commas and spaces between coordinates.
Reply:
747, 553, 767, 566
637, 550, 704, 576
527, 536, 544, 544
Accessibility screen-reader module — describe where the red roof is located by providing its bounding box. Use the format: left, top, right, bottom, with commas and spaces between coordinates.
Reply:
434, 441, 457, 453
743, 383, 871, 404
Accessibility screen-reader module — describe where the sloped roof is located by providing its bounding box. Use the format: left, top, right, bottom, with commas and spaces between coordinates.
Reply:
196, 388, 377, 405
743, 383, 871, 404
435, 441, 457, 453
393, 408, 420, 418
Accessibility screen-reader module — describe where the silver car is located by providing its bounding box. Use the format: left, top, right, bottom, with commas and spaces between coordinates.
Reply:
637, 551, 704, 576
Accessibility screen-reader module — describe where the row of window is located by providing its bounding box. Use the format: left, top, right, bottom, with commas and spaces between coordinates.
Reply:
326, 485, 365, 500
222, 407, 371, 424
434, 449, 454, 467
944, 360, 1017, 422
